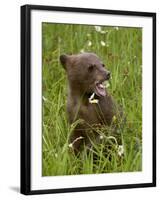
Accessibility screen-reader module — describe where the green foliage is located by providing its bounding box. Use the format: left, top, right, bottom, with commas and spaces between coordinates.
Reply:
42, 23, 142, 176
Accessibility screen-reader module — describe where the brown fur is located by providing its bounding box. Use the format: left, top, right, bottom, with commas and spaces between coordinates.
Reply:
60, 53, 122, 153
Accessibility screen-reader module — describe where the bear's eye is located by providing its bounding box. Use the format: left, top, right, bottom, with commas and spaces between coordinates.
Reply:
102, 64, 105, 68
88, 64, 95, 71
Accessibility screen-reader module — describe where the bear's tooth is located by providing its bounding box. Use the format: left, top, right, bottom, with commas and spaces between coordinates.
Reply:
99, 84, 104, 89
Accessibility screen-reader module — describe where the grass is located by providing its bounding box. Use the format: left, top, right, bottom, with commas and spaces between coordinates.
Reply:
42, 23, 142, 176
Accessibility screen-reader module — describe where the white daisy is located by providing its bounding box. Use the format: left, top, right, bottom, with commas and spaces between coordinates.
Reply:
87, 41, 92, 47
117, 145, 124, 157
100, 41, 106, 46
95, 26, 102, 32
115, 27, 119, 30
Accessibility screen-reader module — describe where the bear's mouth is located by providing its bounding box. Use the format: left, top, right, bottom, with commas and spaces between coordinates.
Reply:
95, 81, 107, 97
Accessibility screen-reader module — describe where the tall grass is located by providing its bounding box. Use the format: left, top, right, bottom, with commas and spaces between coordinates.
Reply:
42, 23, 142, 176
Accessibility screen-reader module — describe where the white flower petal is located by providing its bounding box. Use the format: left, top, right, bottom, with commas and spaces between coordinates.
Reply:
87, 41, 92, 46
68, 143, 73, 148
115, 27, 119, 30
89, 93, 99, 104
100, 135, 104, 140
100, 41, 106, 46
89, 93, 95, 101
117, 145, 124, 157
80, 49, 85, 53
95, 26, 102, 32
89, 99, 99, 104
42, 96, 47, 101
100, 30, 107, 34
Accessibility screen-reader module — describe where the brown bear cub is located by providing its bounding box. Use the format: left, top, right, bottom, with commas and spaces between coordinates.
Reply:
60, 52, 123, 154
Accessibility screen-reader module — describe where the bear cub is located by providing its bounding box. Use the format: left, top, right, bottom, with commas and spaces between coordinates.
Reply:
60, 52, 122, 154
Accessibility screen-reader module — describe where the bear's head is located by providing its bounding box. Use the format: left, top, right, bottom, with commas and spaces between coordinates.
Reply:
60, 53, 110, 97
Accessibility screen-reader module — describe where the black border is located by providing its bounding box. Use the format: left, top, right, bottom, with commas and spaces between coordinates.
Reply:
20, 4, 156, 195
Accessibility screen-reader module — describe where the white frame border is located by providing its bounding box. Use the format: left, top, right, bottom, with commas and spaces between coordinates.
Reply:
30, 9, 153, 190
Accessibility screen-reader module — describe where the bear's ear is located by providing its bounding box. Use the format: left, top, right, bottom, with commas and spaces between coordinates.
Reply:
60, 54, 68, 69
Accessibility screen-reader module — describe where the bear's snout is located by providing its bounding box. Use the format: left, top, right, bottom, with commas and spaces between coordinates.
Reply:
99, 68, 111, 81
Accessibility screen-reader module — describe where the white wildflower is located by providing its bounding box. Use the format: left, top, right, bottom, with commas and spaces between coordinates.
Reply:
100, 30, 107, 34
89, 99, 99, 104
94, 25, 110, 34
89, 92, 95, 100
94, 26, 108, 34
89, 93, 99, 104
68, 143, 73, 148
95, 26, 102, 32
115, 27, 119, 30
42, 96, 47, 102
117, 145, 124, 157
87, 41, 92, 47
100, 41, 106, 46
100, 135, 104, 140
80, 49, 85, 53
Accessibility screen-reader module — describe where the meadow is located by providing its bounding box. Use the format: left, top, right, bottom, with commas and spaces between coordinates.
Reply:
42, 23, 142, 176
